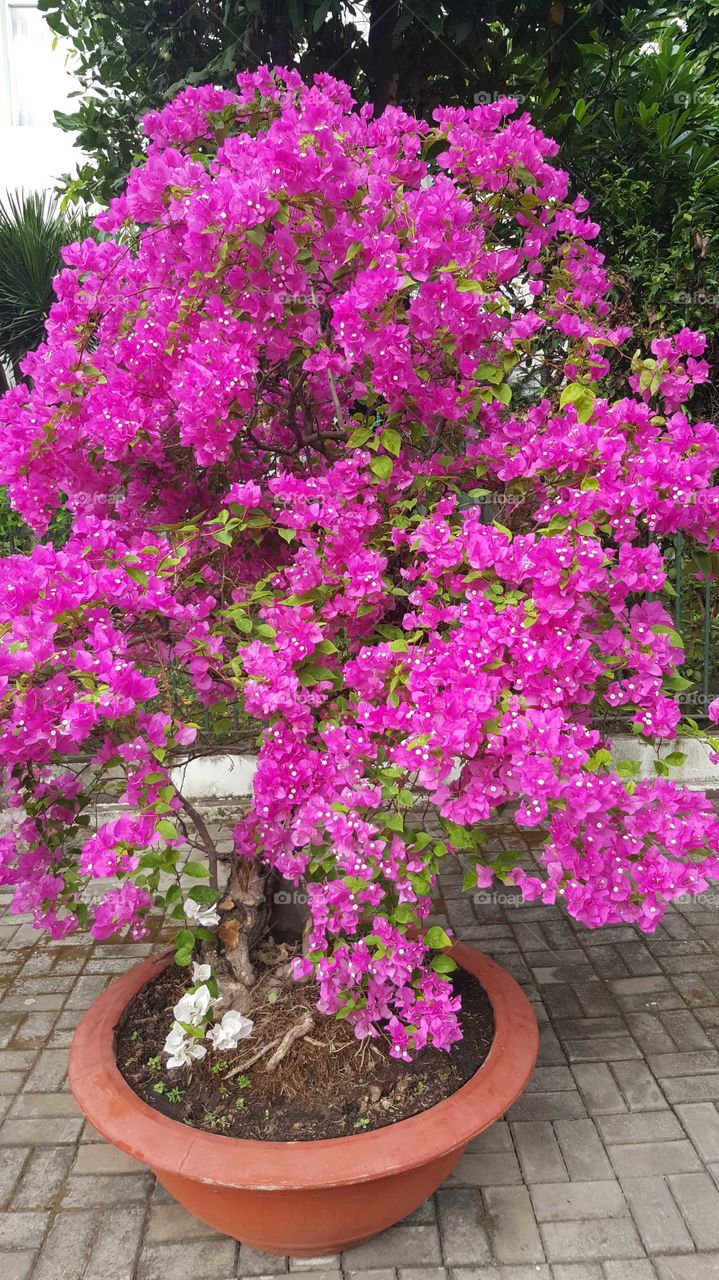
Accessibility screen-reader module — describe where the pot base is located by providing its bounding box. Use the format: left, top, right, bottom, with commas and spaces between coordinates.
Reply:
155, 1152, 460, 1254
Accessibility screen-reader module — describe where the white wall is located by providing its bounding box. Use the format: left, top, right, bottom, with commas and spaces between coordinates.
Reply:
611, 734, 719, 792
0, 1, 83, 195
170, 754, 258, 801
166, 736, 719, 805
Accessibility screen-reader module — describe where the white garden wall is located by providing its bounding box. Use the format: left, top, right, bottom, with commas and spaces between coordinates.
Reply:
168, 736, 719, 804
610, 734, 719, 791
170, 753, 257, 799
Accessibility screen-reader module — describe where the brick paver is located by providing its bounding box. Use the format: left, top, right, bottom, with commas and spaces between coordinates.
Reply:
2, 848, 719, 1279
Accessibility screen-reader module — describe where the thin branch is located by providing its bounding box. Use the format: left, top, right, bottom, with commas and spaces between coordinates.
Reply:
176, 790, 220, 891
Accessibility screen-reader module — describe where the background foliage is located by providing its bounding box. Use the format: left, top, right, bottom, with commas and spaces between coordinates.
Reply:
40, 3, 719, 363
541, 5, 719, 384
41, 1, 639, 204
0, 191, 89, 391
0, 193, 87, 552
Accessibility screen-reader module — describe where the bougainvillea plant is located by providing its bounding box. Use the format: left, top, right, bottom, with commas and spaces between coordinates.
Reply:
2, 67, 719, 1065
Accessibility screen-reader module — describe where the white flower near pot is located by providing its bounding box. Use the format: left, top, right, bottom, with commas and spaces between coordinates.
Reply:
183, 899, 220, 928
173, 982, 221, 1028
207, 1009, 254, 1051
163, 1023, 208, 1070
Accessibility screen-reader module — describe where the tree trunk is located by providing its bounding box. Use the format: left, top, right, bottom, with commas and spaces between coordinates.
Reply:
369, 0, 397, 115
179, 793, 276, 1008
215, 856, 273, 1007
265, 0, 292, 67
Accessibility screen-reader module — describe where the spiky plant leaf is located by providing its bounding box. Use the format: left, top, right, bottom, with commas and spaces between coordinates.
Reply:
0, 191, 90, 377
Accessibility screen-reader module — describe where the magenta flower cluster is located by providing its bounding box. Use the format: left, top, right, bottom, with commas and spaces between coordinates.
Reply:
1, 67, 719, 1060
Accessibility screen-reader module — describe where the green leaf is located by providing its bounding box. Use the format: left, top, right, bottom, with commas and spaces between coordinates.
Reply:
441, 819, 475, 849
666, 674, 693, 692
492, 383, 512, 406
615, 759, 640, 778
156, 819, 178, 839
585, 748, 612, 773
193, 926, 216, 942
380, 427, 401, 456
425, 926, 452, 950
187, 885, 219, 904
347, 426, 372, 448
474, 362, 503, 384
370, 455, 393, 481
313, 0, 332, 29
544, 513, 572, 534
560, 382, 587, 407
560, 382, 596, 423
183, 861, 209, 878
177, 1019, 205, 1038
298, 663, 335, 686
394, 903, 416, 924
431, 953, 458, 974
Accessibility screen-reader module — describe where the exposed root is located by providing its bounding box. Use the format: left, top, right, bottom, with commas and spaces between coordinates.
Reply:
215, 936, 385, 1098
264, 1011, 314, 1071
224, 1038, 281, 1078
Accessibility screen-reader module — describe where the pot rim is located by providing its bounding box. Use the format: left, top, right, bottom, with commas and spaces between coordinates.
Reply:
69, 941, 538, 1191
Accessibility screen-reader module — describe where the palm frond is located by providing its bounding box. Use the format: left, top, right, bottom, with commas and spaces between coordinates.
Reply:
0, 190, 91, 376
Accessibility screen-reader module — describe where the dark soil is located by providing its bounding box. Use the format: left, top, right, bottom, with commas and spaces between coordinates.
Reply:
116, 955, 495, 1141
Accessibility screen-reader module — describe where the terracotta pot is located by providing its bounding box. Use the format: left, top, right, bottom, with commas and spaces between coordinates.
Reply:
69, 943, 538, 1256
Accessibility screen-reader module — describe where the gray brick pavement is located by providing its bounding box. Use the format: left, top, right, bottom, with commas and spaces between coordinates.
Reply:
1, 865, 719, 1279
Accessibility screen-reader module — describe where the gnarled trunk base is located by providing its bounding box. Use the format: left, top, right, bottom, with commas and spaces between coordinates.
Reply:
210, 858, 273, 1012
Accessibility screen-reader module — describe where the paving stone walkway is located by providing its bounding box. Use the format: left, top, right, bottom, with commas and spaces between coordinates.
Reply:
2, 866, 719, 1280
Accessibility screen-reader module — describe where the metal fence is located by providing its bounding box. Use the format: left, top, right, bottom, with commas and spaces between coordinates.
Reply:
666, 532, 718, 719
